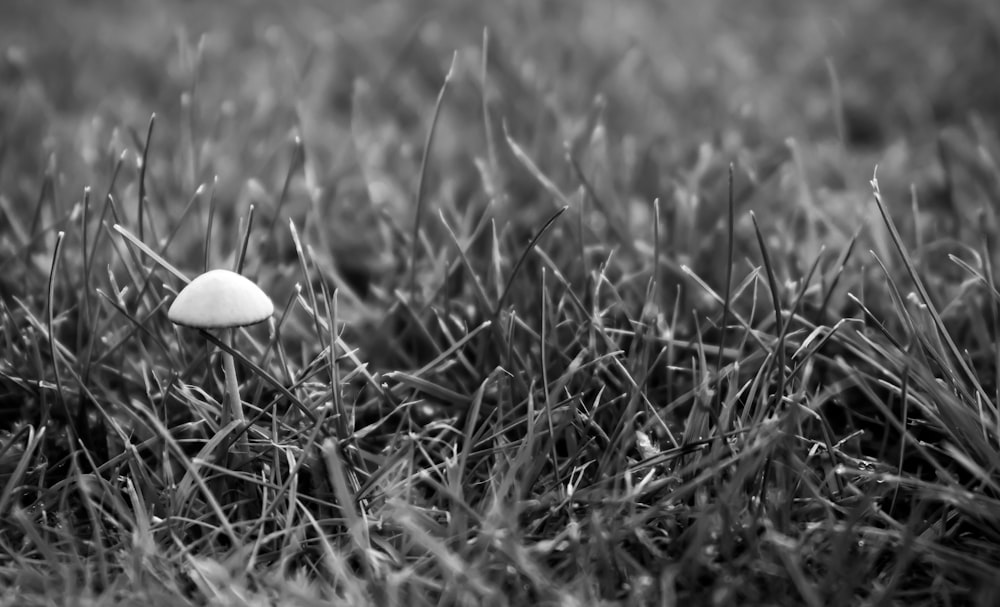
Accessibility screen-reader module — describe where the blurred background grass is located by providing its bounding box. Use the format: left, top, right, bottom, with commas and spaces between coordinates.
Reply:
2, 0, 1000, 317
4, 1, 999, 144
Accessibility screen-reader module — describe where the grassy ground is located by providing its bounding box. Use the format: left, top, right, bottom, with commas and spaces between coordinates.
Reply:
3, 1, 1000, 605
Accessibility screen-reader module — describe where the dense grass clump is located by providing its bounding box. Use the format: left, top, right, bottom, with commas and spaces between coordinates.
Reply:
2, 1, 1000, 605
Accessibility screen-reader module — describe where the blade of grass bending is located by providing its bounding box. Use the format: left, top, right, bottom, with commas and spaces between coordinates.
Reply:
136, 113, 155, 242
944, 442, 1000, 494
949, 254, 1000, 306
0, 425, 45, 516
495, 205, 568, 316
826, 58, 847, 154
489, 218, 504, 299
409, 51, 457, 300
243, 405, 331, 540
787, 317, 860, 380
384, 292, 439, 369
12, 297, 79, 369
504, 122, 571, 211
566, 148, 635, 256
816, 228, 860, 324
0, 423, 31, 476
492, 381, 537, 504
750, 211, 786, 408
107, 227, 165, 318
681, 318, 715, 450
288, 218, 325, 340
531, 247, 591, 326
118, 185, 208, 320
264, 136, 304, 241
296, 509, 367, 599
78, 187, 92, 351
574, 186, 586, 285
203, 176, 217, 272
45, 232, 70, 435
840, 366, 957, 484
392, 317, 492, 382
414, 199, 496, 307
870, 173, 991, 405
24, 160, 54, 265
124, 475, 151, 555
430, 307, 479, 377
169, 423, 241, 544
846, 293, 904, 352
322, 282, 348, 440
72, 456, 108, 590
766, 522, 824, 607
480, 28, 500, 179
85, 151, 126, 267
11, 508, 61, 567
865, 501, 924, 607
539, 268, 562, 476
321, 437, 371, 559
784, 245, 826, 338
947, 253, 1000, 424
934, 133, 956, 226
233, 203, 255, 274
112, 224, 189, 283
868, 251, 920, 352
715, 165, 736, 406
910, 184, 923, 255
159, 183, 207, 262
653, 197, 661, 308
889, 361, 911, 514
389, 503, 493, 598
291, 292, 392, 405
681, 265, 768, 352
453, 369, 505, 538
383, 371, 468, 407
92, 290, 174, 366
977, 218, 1000, 434
503, 308, 530, 403
355, 440, 418, 503
0, 195, 29, 247
80, 160, 126, 380
438, 210, 495, 314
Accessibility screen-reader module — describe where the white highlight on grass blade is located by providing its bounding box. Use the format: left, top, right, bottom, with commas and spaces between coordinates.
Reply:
409, 50, 459, 299
503, 121, 571, 211
112, 224, 189, 283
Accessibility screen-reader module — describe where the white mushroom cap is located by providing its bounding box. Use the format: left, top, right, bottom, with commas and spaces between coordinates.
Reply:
168, 269, 274, 329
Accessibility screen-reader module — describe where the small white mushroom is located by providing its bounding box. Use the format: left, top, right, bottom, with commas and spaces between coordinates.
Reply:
168, 269, 273, 453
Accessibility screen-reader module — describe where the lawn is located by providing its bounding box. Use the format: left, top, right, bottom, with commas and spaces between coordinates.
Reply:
2, 1, 1000, 605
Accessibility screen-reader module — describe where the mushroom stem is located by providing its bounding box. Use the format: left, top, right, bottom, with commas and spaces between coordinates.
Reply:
222, 330, 248, 455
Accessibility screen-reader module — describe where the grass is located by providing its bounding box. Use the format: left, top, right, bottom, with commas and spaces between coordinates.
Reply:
2, 1, 1000, 605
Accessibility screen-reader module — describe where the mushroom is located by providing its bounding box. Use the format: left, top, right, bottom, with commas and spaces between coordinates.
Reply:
168, 269, 274, 455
